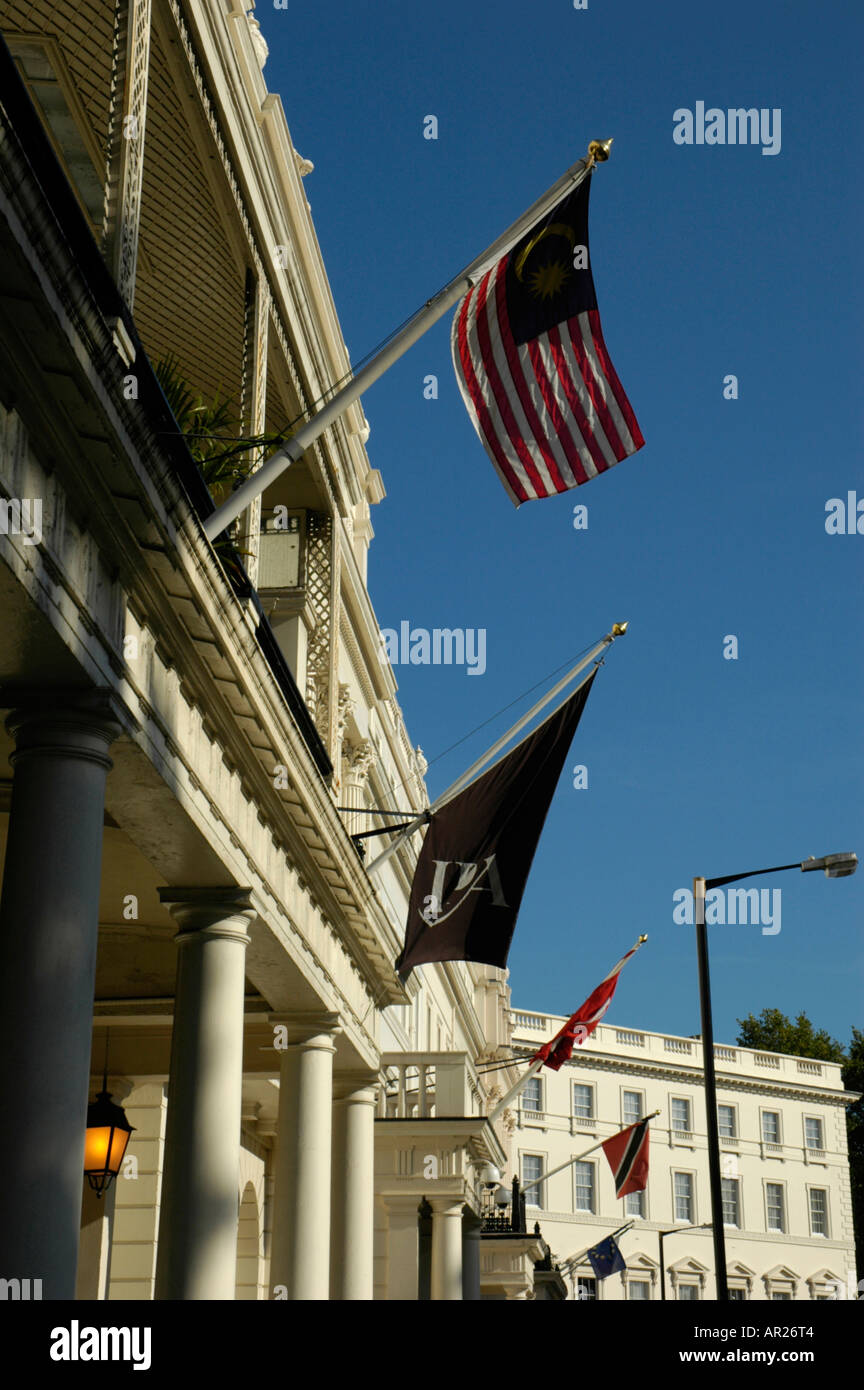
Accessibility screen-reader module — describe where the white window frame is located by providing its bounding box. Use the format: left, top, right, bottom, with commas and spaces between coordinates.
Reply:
718, 1102, 737, 1140
721, 1175, 741, 1228
807, 1185, 829, 1238
621, 1088, 644, 1126
677, 1282, 700, 1301
624, 1187, 647, 1219
673, 1169, 696, 1224
627, 1278, 651, 1300
572, 1159, 596, 1214
572, 1081, 595, 1123
765, 1180, 787, 1233
761, 1108, 782, 1146
522, 1074, 544, 1116
803, 1115, 824, 1151
521, 1152, 546, 1209
575, 1274, 598, 1302
671, 1095, 693, 1137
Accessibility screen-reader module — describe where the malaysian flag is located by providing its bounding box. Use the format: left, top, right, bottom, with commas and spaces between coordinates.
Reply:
451, 173, 644, 504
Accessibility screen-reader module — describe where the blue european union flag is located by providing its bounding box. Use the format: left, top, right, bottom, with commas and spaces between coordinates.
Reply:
586, 1235, 626, 1280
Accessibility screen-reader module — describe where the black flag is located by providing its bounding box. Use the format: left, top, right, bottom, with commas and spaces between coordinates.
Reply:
396, 671, 596, 978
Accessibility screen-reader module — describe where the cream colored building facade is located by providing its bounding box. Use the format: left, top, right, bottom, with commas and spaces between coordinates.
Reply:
0, 0, 531, 1301
510, 1011, 858, 1301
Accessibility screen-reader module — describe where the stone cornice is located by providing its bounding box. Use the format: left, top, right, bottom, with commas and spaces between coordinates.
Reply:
511, 1049, 853, 1107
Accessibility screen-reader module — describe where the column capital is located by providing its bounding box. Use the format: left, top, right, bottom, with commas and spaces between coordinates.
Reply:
333, 1070, 379, 1104
383, 1195, 423, 1217
269, 1011, 341, 1049
2, 688, 132, 770
159, 886, 255, 943
428, 1197, 466, 1217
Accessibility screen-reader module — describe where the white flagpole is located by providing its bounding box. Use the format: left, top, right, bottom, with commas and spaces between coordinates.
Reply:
364, 622, 627, 877
517, 1111, 661, 1193
203, 144, 612, 541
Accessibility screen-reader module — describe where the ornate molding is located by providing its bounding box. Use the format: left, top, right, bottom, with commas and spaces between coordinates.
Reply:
246, 12, 268, 67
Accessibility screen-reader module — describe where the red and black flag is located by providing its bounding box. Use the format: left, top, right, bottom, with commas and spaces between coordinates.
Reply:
396, 672, 596, 979
452, 175, 644, 505
602, 1118, 651, 1199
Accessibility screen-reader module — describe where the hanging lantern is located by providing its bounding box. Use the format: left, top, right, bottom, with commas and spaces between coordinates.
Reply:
84, 1089, 134, 1197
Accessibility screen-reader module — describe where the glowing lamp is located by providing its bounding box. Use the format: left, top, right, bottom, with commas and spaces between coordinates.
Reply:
84, 1089, 134, 1197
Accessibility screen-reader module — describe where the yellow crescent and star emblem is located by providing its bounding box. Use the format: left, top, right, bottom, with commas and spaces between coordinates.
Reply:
514, 222, 576, 301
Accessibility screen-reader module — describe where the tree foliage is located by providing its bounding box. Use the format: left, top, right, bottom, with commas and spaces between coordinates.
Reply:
735, 1007, 845, 1063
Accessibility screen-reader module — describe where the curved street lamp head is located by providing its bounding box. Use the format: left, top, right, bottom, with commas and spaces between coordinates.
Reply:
801, 852, 858, 879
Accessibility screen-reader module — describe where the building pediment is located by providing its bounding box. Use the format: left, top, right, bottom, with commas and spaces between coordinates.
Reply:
668, 1256, 710, 1276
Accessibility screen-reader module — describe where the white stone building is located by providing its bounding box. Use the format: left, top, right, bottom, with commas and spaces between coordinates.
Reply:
0, 0, 533, 1301
509, 1010, 858, 1300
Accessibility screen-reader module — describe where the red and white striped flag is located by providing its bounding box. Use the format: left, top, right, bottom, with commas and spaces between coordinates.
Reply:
452, 174, 643, 505
530, 936, 646, 1071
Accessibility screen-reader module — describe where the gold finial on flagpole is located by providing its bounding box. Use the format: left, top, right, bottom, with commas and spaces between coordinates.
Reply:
638, 934, 648, 943
587, 138, 614, 167
611, 621, 628, 636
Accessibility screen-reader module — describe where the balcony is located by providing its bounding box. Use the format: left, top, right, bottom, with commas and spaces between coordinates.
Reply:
377, 1053, 486, 1119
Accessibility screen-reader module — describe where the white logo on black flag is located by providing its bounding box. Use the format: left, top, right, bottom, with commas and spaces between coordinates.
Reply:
396, 671, 596, 978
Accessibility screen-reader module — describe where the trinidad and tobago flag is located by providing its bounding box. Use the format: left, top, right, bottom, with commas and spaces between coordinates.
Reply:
602, 1117, 651, 1199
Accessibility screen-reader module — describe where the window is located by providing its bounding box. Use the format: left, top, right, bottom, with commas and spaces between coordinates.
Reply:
677, 1284, 699, 1300
521, 1154, 544, 1208
718, 1104, 736, 1139
625, 1189, 645, 1218
574, 1161, 595, 1213
766, 1183, 785, 1232
622, 1090, 643, 1125
804, 1117, 824, 1150
728, 1287, 748, 1301
627, 1279, 650, 1300
762, 1111, 780, 1144
771, 1291, 792, 1301
522, 1076, 543, 1114
674, 1172, 694, 1222
576, 1276, 597, 1301
809, 1188, 828, 1236
721, 1177, 740, 1227
573, 1083, 594, 1120
671, 1097, 692, 1133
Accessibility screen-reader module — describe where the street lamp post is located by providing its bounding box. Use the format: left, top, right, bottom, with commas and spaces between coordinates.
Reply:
692, 852, 856, 1302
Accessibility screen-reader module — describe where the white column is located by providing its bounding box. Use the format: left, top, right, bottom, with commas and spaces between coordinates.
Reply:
269, 1014, 340, 1300
384, 1197, 421, 1300
461, 1209, 483, 1300
330, 1073, 377, 1300
430, 1199, 465, 1300
154, 888, 254, 1300
0, 693, 122, 1300
340, 739, 374, 839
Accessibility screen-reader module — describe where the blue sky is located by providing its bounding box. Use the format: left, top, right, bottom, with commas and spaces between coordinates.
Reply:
258, 0, 863, 1049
